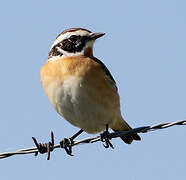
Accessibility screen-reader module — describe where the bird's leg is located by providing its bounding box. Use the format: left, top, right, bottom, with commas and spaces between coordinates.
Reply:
60, 129, 84, 156
100, 124, 114, 149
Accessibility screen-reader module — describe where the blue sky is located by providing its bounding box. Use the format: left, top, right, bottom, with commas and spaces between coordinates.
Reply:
0, 0, 186, 179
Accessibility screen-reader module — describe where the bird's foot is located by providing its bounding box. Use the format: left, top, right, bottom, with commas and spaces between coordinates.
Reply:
60, 129, 84, 156
100, 125, 114, 149
60, 138, 74, 156
32, 131, 54, 160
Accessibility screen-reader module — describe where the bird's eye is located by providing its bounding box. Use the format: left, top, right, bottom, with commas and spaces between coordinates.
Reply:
69, 35, 77, 42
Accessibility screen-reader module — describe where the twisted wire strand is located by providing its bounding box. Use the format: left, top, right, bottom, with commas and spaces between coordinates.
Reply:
0, 119, 185, 159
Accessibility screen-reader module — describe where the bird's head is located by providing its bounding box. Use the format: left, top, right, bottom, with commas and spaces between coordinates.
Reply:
48, 28, 105, 60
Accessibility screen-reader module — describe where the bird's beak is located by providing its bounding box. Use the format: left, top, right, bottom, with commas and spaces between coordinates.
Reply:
89, 32, 105, 40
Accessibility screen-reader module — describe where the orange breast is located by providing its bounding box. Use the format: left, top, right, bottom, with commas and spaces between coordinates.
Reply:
41, 56, 120, 116
40, 56, 122, 133
42, 56, 119, 103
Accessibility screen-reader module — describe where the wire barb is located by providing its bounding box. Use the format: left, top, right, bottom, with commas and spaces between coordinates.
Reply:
32, 131, 54, 160
0, 119, 185, 160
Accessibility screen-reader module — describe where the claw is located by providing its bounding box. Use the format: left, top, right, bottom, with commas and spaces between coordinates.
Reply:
100, 125, 114, 149
60, 138, 74, 156
59, 129, 83, 156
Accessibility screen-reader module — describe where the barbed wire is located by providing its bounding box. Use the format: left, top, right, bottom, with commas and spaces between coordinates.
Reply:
0, 119, 185, 160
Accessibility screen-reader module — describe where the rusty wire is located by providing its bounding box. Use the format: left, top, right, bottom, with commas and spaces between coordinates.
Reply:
0, 119, 185, 160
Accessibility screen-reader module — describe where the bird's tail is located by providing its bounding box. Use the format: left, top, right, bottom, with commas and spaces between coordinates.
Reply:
111, 118, 141, 144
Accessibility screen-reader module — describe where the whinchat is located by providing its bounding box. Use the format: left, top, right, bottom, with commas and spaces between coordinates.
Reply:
40, 28, 141, 146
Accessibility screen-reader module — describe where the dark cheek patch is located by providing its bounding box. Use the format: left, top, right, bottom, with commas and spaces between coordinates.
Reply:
61, 39, 76, 52
48, 35, 88, 58
61, 36, 87, 53
48, 45, 63, 59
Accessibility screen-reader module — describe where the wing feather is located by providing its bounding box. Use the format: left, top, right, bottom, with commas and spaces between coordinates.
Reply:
93, 57, 118, 91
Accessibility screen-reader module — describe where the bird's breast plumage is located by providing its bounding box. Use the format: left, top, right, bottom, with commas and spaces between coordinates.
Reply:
40, 56, 121, 133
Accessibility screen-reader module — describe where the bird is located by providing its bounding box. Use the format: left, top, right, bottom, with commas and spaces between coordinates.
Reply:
40, 27, 141, 148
